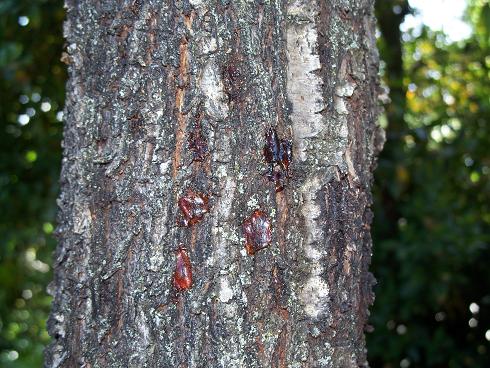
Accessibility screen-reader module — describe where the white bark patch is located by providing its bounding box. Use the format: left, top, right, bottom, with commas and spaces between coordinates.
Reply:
219, 277, 234, 303
137, 309, 150, 347
299, 174, 330, 319
335, 81, 356, 97
66, 42, 82, 70
153, 108, 164, 121
209, 176, 237, 265
200, 60, 229, 120
159, 159, 172, 176
334, 80, 357, 116
189, 0, 204, 7
148, 216, 167, 272
302, 275, 330, 319
202, 37, 218, 54
286, 0, 325, 162
246, 194, 259, 210
73, 201, 92, 235
217, 177, 235, 221
334, 97, 348, 115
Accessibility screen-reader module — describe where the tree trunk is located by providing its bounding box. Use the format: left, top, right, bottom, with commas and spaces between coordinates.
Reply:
46, 0, 383, 367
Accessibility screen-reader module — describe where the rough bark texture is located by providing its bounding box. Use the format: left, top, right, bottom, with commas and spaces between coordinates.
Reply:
46, 0, 383, 367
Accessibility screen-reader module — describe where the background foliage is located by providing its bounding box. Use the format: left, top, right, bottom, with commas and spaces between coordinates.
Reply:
370, 0, 490, 367
0, 0, 65, 366
0, 0, 488, 366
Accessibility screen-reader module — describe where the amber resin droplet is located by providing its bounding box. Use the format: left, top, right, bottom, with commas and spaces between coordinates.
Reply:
263, 127, 293, 192
242, 209, 272, 255
178, 190, 209, 226
188, 128, 208, 163
173, 247, 192, 291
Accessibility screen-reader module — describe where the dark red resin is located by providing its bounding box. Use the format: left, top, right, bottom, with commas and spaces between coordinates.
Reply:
223, 58, 245, 102
178, 190, 209, 226
242, 209, 272, 255
263, 127, 293, 192
173, 247, 192, 291
188, 129, 208, 163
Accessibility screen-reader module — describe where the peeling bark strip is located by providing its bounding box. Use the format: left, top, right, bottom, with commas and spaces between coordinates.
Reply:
47, 0, 381, 367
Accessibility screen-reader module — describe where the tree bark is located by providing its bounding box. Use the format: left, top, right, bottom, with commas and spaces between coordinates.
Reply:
46, 0, 383, 367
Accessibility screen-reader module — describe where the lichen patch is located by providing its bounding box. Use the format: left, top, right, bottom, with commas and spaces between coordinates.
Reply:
200, 60, 229, 120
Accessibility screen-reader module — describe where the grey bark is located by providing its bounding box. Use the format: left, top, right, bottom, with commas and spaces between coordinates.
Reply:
46, 0, 384, 367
